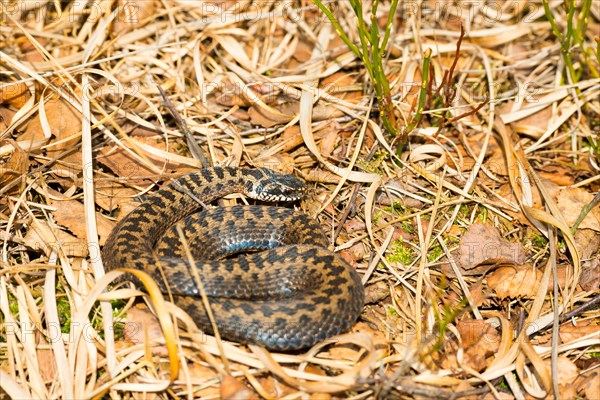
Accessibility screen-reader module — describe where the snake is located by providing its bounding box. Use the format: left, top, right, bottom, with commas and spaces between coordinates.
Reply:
102, 167, 364, 351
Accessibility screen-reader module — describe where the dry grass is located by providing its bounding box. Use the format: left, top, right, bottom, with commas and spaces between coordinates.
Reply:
1, 1, 599, 399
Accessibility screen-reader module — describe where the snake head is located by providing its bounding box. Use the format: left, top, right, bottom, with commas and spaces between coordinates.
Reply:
245, 168, 306, 202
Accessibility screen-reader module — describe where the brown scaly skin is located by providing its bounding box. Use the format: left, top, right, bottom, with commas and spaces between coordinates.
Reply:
102, 167, 364, 350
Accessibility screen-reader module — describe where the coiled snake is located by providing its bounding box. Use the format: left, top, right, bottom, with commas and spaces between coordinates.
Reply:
102, 167, 364, 350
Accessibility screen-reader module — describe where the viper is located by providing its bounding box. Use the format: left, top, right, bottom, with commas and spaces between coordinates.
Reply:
102, 167, 364, 351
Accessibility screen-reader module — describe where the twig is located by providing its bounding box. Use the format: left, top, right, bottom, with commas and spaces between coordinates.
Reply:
156, 84, 211, 168
559, 293, 600, 323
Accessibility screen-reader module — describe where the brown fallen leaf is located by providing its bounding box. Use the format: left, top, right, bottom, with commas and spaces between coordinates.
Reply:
508, 99, 554, 139
320, 71, 362, 103
277, 125, 304, 153
537, 163, 575, 186
0, 139, 29, 194
486, 264, 539, 299
20, 38, 47, 63
50, 199, 115, 246
544, 356, 579, 399
36, 331, 57, 382
0, 107, 16, 131
579, 256, 599, 292
317, 123, 340, 157
468, 279, 488, 308
364, 281, 390, 304
556, 187, 600, 231
257, 372, 296, 398
343, 219, 366, 234
0, 82, 31, 108
578, 370, 600, 400
186, 363, 220, 398
342, 242, 367, 262
248, 102, 294, 128
574, 229, 600, 259
481, 392, 515, 400
559, 324, 600, 344
111, 0, 156, 35
220, 375, 257, 400
20, 93, 82, 163
456, 319, 500, 372
97, 136, 197, 184
94, 181, 140, 214
452, 381, 478, 400
309, 393, 332, 400
252, 153, 296, 174
279, 101, 345, 122
24, 219, 88, 258
118, 305, 169, 357
304, 168, 340, 184
457, 223, 526, 271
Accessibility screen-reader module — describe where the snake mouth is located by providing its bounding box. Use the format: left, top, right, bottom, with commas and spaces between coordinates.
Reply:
260, 194, 303, 202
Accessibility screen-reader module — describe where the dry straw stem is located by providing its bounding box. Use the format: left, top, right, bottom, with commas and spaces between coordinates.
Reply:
1, 0, 599, 398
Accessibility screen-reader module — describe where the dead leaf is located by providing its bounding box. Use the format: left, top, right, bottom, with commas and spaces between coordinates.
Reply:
111, 0, 156, 35
508, 101, 554, 139
317, 124, 339, 157
578, 370, 600, 400
277, 125, 304, 153
556, 187, 600, 231
211, 79, 252, 107
320, 71, 362, 104
452, 381, 478, 400
94, 181, 140, 214
186, 363, 220, 398
537, 163, 575, 186
36, 332, 58, 382
0, 107, 16, 131
0, 82, 31, 108
277, 101, 345, 123
309, 393, 332, 400
49, 199, 115, 246
580, 256, 599, 292
290, 40, 312, 64
20, 38, 47, 63
487, 264, 539, 299
20, 94, 82, 161
364, 281, 390, 304
343, 219, 366, 234
482, 392, 514, 400
253, 153, 296, 174
0, 139, 29, 194
304, 168, 340, 184
457, 223, 526, 271
456, 319, 500, 372
468, 280, 487, 308
559, 324, 600, 344
117, 305, 169, 357
547, 264, 569, 292
24, 219, 88, 258
544, 356, 579, 398
220, 375, 257, 400
248, 102, 294, 128
97, 136, 197, 184
257, 373, 296, 398
574, 229, 600, 259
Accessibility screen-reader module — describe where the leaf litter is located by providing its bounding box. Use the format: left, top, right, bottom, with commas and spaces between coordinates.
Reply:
0, 1, 599, 399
